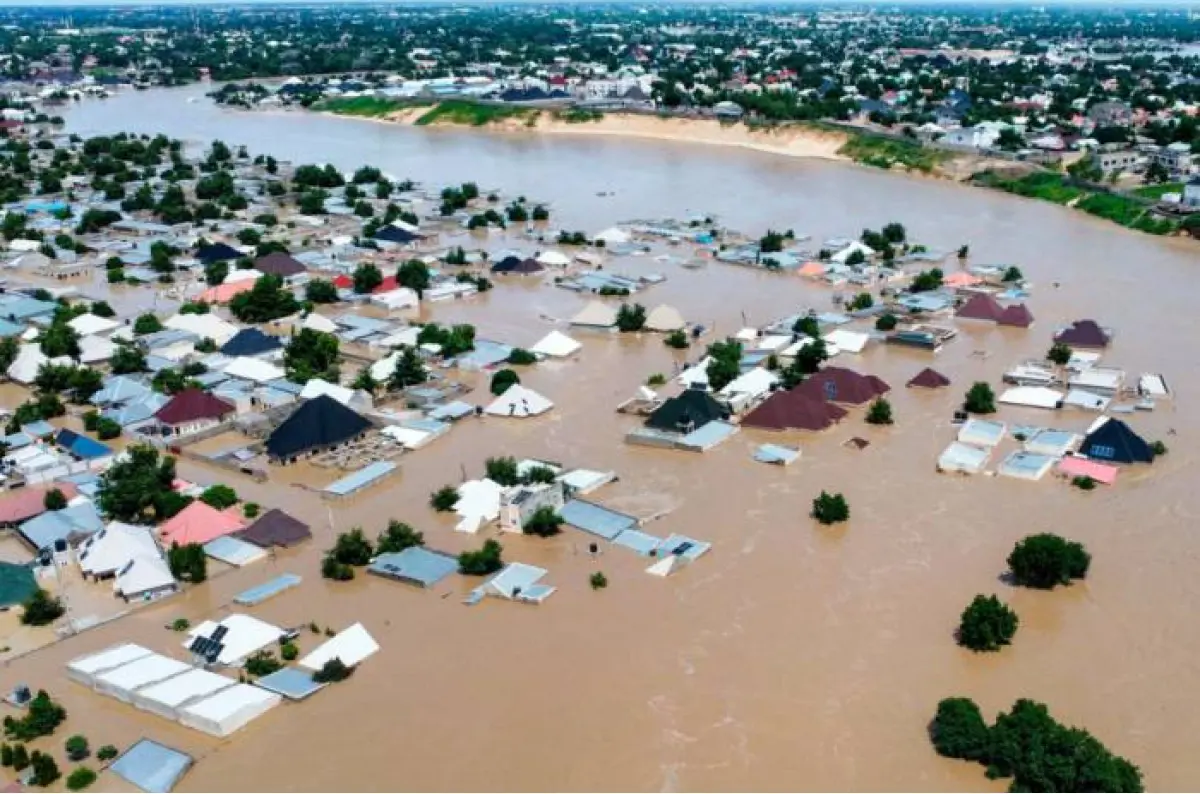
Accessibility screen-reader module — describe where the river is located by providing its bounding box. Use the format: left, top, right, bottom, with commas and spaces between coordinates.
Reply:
6, 84, 1196, 792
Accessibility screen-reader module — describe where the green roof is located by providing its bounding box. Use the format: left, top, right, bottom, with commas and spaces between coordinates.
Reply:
0, 561, 37, 608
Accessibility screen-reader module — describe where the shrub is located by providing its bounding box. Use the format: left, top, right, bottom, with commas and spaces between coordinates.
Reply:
664, 329, 689, 349
1007, 533, 1090, 589
506, 348, 537, 365
523, 506, 563, 538
331, 528, 373, 566
20, 589, 65, 626
0, 743, 11, 766
930, 697, 990, 761
875, 313, 898, 331
430, 485, 459, 512
243, 651, 282, 677
1046, 342, 1072, 366
29, 751, 59, 787
132, 313, 162, 335
243, 502, 260, 518
865, 398, 893, 425
199, 484, 238, 509
64, 735, 89, 761
849, 292, 873, 310
3, 690, 66, 742
957, 594, 1019, 652
590, 571, 608, 590
615, 303, 646, 332
10, 744, 29, 771
1073, 475, 1097, 491
811, 491, 849, 525
376, 520, 423, 553
321, 553, 354, 581
484, 456, 520, 487
280, 642, 299, 662
459, 539, 503, 576
66, 766, 97, 791
170, 618, 190, 632
96, 745, 118, 762
44, 488, 67, 511
646, 373, 666, 386
963, 382, 996, 414
312, 658, 353, 684
490, 368, 520, 396
1150, 440, 1168, 456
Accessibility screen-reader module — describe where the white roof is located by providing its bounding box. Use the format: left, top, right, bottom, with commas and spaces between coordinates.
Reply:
115, 554, 176, 598
372, 326, 421, 350
79, 522, 160, 577
299, 377, 355, 406
1063, 389, 1110, 411
67, 643, 153, 683
780, 336, 819, 358
536, 250, 571, 267
569, 301, 617, 328
178, 683, 280, 737
302, 312, 339, 334
224, 268, 263, 284
593, 226, 630, 245
645, 304, 685, 332
831, 240, 874, 264
299, 622, 379, 671
938, 441, 991, 474
78, 333, 117, 364
1138, 374, 1169, 398
165, 313, 238, 344
454, 478, 504, 533
957, 418, 1007, 447
133, 668, 236, 711
369, 287, 420, 310
223, 356, 286, 383
95, 653, 191, 699
485, 562, 550, 598
1068, 367, 1124, 391
7, 344, 68, 384
677, 356, 713, 388
751, 334, 791, 353
999, 386, 1064, 409
530, 330, 581, 358
823, 328, 869, 354
68, 313, 121, 337
184, 614, 284, 666
485, 384, 553, 417
719, 367, 779, 398
380, 425, 432, 449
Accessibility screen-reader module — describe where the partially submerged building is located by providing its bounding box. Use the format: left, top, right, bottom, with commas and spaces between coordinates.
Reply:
265, 395, 372, 463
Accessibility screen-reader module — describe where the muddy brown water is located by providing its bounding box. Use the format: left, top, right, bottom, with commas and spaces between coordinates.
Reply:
1, 85, 1196, 792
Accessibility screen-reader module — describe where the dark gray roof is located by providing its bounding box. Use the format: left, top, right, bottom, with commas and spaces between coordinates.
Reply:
266, 395, 371, 460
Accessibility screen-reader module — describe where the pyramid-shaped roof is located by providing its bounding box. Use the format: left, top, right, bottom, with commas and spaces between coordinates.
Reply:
794, 367, 890, 405
159, 500, 245, 546
997, 303, 1034, 328
955, 293, 1005, 322
741, 389, 847, 432
906, 367, 951, 389
1081, 418, 1153, 464
645, 388, 726, 433
1055, 319, 1110, 347
154, 388, 235, 426
266, 395, 371, 459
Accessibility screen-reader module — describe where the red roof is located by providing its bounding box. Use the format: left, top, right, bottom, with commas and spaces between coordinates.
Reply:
330, 274, 397, 294
1054, 319, 1110, 347
333, 274, 353, 289
0, 483, 80, 525
794, 367, 890, 406
955, 294, 1005, 322
997, 304, 1034, 328
742, 390, 848, 432
154, 388, 235, 426
907, 367, 951, 389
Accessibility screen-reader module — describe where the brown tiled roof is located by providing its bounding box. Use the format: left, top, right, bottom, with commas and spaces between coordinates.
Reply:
997, 304, 1034, 328
794, 367, 890, 406
239, 508, 312, 548
906, 367, 951, 389
254, 251, 306, 277
154, 388, 235, 426
1054, 319, 1109, 347
955, 294, 1005, 322
742, 390, 847, 432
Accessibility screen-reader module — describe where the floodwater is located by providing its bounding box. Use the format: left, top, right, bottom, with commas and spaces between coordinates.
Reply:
3, 85, 1197, 792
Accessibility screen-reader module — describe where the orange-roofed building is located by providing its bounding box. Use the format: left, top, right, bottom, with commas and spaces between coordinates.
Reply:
798, 262, 826, 278
0, 483, 80, 526
944, 271, 983, 288
199, 280, 255, 304
159, 500, 245, 546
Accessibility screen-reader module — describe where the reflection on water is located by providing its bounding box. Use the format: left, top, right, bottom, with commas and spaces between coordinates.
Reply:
4, 86, 1194, 791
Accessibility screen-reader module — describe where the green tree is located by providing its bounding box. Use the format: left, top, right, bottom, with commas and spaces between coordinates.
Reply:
793, 316, 820, 337
910, 268, 944, 293
10, 744, 29, 771
243, 651, 282, 677
95, 745, 117, 762
963, 382, 996, 414
199, 484, 238, 509
506, 348, 537, 365
865, 398, 893, 425
43, 488, 67, 511
132, 313, 162, 335
664, 329, 689, 349
167, 543, 207, 583
2, 690, 66, 742
305, 279, 339, 303
29, 751, 59, 787
331, 528, 374, 566
20, 589, 65, 626
930, 697, 990, 761
430, 485, 459, 512
1007, 533, 1090, 589
204, 260, 228, 287
64, 735, 89, 761
312, 658, 354, 684
40, 318, 80, 359
110, 344, 147, 374
590, 571, 608, 590
1046, 342, 1072, 366
97, 445, 181, 522
485, 456, 520, 486
376, 520, 423, 554
229, 274, 300, 323
1002, 266, 1024, 283
849, 292, 873, 310
523, 506, 563, 538
458, 539, 503, 576
875, 313, 898, 331
704, 339, 743, 391
388, 346, 427, 390
90, 301, 115, 318
321, 552, 354, 581
352, 263, 383, 294
811, 491, 849, 525
66, 766, 97, 791
957, 594, 1019, 652
397, 259, 431, 296
490, 368, 520, 396
615, 303, 646, 333
0, 336, 18, 372
284, 328, 340, 383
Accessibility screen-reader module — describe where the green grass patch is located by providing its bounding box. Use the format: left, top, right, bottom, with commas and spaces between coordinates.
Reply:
554, 107, 604, 124
973, 170, 1178, 236
1133, 182, 1184, 200
316, 96, 421, 118
414, 100, 534, 127
838, 132, 945, 173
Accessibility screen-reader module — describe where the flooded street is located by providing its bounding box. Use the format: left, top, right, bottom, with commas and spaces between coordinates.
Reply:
5, 86, 1197, 791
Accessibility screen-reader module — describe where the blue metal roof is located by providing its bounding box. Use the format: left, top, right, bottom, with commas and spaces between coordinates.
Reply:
611, 529, 663, 556
56, 428, 113, 460
0, 295, 57, 321
19, 502, 103, 551
254, 667, 325, 700
111, 739, 193, 793
429, 401, 473, 421
0, 317, 24, 337
368, 547, 458, 587
324, 461, 397, 496
102, 394, 167, 427
560, 499, 638, 541
455, 339, 513, 371
21, 420, 56, 438
91, 375, 153, 407
233, 573, 303, 606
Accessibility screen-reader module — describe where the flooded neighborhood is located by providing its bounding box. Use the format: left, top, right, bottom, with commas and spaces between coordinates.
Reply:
0, 8, 1199, 793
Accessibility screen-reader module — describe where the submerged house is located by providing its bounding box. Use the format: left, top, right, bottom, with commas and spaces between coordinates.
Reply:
794, 367, 890, 406
238, 508, 312, 548
1054, 319, 1111, 348
153, 389, 235, 437
907, 367, 951, 389
955, 294, 1004, 322
741, 389, 847, 432
1080, 418, 1154, 464
644, 388, 728, 434
266, 395, 372, 463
